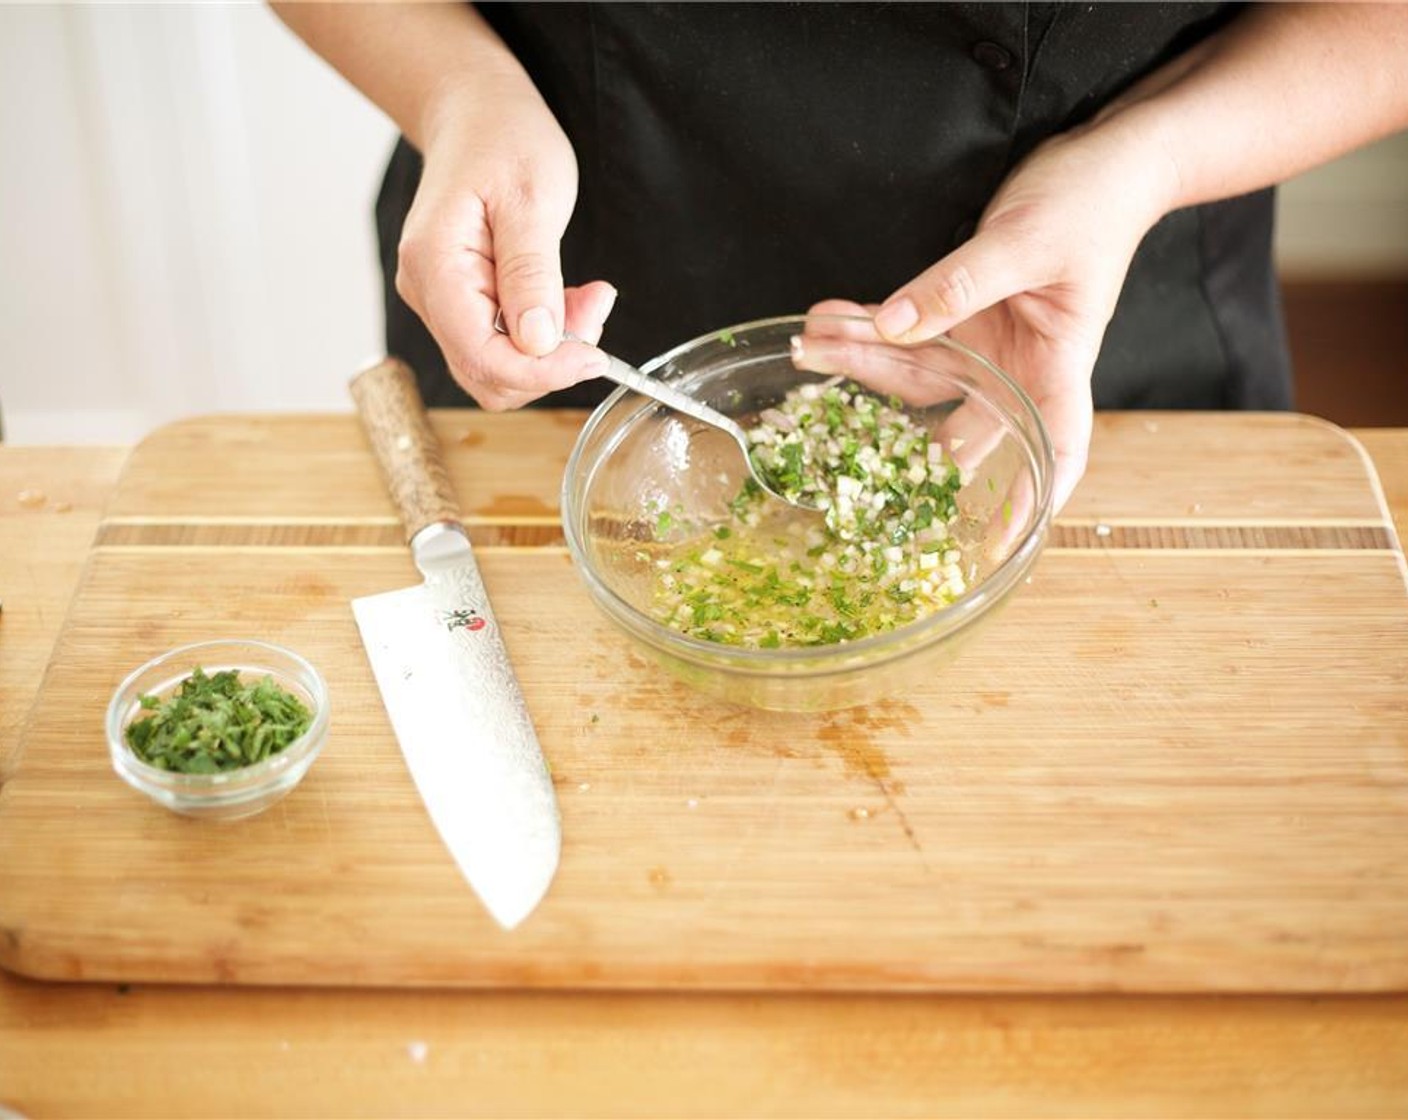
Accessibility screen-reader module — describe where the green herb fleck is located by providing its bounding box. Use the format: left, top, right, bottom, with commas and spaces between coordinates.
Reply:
718, 328, 737, 347
123, 666, 312, 774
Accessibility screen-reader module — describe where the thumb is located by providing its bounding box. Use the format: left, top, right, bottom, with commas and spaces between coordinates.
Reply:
490, 199, 568, 359
873, 226, 1040, 343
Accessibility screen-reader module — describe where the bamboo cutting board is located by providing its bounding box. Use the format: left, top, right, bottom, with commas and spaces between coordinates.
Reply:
2, 411, 1406, 992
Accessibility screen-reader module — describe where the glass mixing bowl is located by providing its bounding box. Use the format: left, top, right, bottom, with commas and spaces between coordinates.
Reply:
562, 314, 1054, 711
107, 639, 329, 820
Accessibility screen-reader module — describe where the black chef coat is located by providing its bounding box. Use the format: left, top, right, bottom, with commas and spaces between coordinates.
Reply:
375, 2, 1293, 413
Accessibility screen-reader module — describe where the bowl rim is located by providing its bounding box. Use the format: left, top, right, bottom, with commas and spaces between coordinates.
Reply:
106, 638, 330, 793
562, 313, 1056, 668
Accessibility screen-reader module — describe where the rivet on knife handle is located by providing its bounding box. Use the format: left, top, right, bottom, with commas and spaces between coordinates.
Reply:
351, 358, 461, 542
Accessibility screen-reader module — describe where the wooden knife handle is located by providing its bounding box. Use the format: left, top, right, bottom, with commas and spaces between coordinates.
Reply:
350, 357, 462, 542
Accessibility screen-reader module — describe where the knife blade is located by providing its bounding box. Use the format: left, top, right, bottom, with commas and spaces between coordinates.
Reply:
349, 358, 560, 930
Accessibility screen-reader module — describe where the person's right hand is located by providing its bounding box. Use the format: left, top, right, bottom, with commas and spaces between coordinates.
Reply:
395, 71, 617, 409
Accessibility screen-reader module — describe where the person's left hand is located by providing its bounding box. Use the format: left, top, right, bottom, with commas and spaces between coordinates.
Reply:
822, 122, 1176, 512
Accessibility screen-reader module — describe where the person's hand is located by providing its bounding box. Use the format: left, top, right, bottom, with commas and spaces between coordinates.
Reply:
851, 122, 1177, 511
395, 71, 617, 409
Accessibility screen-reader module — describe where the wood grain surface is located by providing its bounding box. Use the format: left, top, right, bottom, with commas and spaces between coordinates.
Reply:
2, 424, 1407, 1118
1, 412, 1406, 995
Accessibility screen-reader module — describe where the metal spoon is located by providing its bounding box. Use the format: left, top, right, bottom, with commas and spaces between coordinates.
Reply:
493, 316, 820, 511
584, 340, 823, 511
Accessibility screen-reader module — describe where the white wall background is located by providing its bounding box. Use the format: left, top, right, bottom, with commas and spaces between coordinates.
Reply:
1, 4, 1406, 447
0, 4, 395, 445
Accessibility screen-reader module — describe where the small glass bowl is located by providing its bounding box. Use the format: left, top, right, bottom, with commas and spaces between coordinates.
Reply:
106, 639, 329, 820
562, 314, 1055, 711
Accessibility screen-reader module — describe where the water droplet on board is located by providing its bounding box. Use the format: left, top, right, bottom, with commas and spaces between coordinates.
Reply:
1094, 523, 1112, 538
685, 798, 699, 809
17, 489, 45, 509
848, 807, 872, 821
648, 866, 671, 887
578, 782, 591, 793
406, 1040, 429, 1064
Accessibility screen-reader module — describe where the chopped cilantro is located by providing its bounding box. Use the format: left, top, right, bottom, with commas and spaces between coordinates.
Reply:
124, 667, 311, 774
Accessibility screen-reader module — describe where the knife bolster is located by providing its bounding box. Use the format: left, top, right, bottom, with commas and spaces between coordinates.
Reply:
410, 520, 473, 570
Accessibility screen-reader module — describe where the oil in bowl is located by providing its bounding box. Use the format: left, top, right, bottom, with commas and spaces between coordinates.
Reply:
562, 314, 1055, 712
106, 639, 329, 820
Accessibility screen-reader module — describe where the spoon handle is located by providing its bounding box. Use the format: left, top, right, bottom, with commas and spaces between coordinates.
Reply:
594, 349, 748, 444
498, 315, 748, 442
494, 318, 814, 509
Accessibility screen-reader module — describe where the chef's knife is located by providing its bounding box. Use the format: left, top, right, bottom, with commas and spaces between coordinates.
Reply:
349, 358, 560, 930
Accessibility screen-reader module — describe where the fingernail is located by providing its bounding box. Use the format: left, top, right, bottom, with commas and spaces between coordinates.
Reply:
875, 297, 919, 339
518, 306, 558, 356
